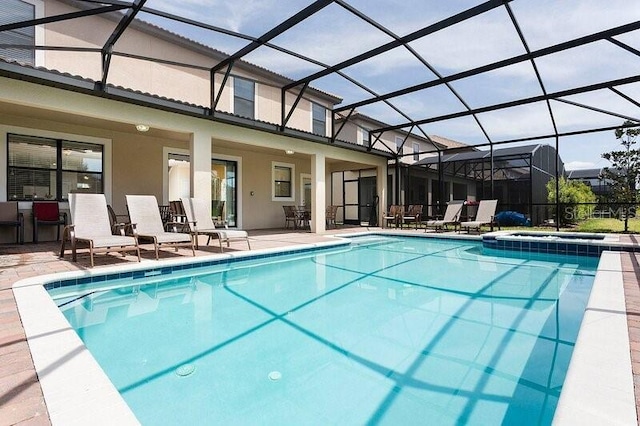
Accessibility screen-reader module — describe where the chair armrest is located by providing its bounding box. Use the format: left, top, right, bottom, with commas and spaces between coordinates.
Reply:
113, 222, 134, 235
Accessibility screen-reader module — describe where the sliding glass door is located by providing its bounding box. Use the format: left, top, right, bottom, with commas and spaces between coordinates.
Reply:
167, 154, 238, 227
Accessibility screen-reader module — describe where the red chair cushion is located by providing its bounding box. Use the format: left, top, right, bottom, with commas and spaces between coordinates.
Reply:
33, 202, 59, 221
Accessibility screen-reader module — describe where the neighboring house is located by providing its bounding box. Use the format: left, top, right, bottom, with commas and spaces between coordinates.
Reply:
334, 111, 474, 216
566, 168, 614, 200
0, 0, 392, 242
413, 144, 563, 224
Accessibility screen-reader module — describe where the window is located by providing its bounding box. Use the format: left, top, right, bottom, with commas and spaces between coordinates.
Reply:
0, 0, 36, 65
360, 128, 370, 146
312, 103, 326, 136
7, 134, 103, 200
395, 136, 404, 153
413, 142, 420, 161
272, 162, 294, 201
233, 76, 255, 119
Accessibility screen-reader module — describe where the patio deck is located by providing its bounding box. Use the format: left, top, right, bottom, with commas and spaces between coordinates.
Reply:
1, 228, 639, 424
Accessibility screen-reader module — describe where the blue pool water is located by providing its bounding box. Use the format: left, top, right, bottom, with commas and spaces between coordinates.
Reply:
50, 237, 598, 425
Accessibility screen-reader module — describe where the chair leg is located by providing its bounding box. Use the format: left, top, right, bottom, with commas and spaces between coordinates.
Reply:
154, 238, 159, 260
89, 243, 94, 268
246, 238, 251, 250
59, 231, 67, 259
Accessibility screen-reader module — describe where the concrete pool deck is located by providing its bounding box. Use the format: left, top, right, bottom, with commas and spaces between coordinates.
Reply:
2, 228, 640, 424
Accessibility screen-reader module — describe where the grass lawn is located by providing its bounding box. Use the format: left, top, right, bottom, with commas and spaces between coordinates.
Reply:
575, 218, 640, 233
500, 218, 640, 234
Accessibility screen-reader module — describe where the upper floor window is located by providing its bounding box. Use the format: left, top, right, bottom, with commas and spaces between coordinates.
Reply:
7, 134, 103, 201
413, 142, 420, 161
0, 0, 36, 65
312, 103, 326, 136
395, 136, 404, 153
360, 128, 370, 146
234, 76, 255, 119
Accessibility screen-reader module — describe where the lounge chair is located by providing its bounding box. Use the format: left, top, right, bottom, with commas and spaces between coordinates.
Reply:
424, 200, 464, 232
383, 205, 403, 228
60, 193, 140, 267
459, 199, 499, 233
126, 195, 195, 259
402, 205, 423, 229
180, 197, 251, 251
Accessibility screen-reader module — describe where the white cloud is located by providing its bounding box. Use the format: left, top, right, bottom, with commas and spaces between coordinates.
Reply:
565, 161, 597, 170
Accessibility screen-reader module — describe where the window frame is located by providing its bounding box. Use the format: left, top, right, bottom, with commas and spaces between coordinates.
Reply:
311, 102, 326, 136
395, 136, 405, 153
360, 127, 370, 146
232, 75, 256, 119
272, 161, 295, 202
6, 133, 105, 201
413, 142, 420, 161
0, 0, 44, 66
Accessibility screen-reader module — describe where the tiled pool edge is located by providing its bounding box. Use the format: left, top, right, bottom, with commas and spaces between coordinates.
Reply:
12, 234, 637, 424
553, 251, 638, 425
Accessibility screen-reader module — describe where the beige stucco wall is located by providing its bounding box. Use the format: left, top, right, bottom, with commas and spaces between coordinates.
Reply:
40, 0, 337, 133
0, 76, 387, 242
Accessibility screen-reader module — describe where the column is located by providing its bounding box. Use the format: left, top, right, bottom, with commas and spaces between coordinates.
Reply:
377, 163, 387, 228
311, 153, 326, 233
190, 132, 212, 205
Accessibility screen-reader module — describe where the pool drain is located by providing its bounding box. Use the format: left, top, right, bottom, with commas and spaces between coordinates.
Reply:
175, 364, 196, 377
268, 371, 282, 381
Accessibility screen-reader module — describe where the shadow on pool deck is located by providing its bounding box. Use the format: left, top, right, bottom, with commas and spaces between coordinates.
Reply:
2, 227, 640, 424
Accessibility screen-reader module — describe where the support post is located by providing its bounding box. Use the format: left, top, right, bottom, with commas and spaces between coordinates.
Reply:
311, 153, 326, 234
555, 136, 560, 231
190, 132, 212, 206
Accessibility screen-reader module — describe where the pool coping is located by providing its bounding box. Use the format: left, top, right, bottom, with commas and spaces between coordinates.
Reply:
12, 232, 637, 425
553, 251, 637, 425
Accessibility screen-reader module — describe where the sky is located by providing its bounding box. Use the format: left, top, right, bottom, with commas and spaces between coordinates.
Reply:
136, 0, 640, 170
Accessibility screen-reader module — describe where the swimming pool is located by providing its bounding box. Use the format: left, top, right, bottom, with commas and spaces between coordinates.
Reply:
48, 236, 597, 425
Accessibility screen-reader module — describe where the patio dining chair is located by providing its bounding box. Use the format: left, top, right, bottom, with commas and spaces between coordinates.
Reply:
60, 193, 140, 267
32, 201, 67, 243
283, 205, 300, 229
180, 197, 250, 251
402, 205, 423, 229
383, 205, 403, 228
326, 205, 339, 228
126, 195, 195, 259
0, 201, 24, 244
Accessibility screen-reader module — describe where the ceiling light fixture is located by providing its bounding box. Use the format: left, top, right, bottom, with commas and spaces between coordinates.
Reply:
136, 124, 150, 132
285, 149, 295, 155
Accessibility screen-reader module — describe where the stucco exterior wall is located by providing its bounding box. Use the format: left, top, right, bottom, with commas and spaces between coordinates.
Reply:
40, 0, 338, 134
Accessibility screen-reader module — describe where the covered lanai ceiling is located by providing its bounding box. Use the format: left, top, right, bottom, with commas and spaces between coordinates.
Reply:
2, 0, 640, 165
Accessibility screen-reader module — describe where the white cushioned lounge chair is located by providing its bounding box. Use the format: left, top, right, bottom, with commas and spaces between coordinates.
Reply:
126, 195, 195, 259
424, 200, 464, 232
180, 197, 251, 251
459, 199, 499, 233
60, 193, 140, 267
